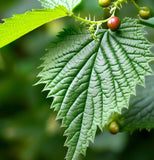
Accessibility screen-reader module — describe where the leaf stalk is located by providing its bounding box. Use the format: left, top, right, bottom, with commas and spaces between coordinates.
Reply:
70, 0, 125, 25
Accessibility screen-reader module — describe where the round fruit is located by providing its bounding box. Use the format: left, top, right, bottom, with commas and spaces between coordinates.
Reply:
99, 0, 111, 7
139, 7, 151, 19
107, 17, 120, 31
109, 121, 119, 134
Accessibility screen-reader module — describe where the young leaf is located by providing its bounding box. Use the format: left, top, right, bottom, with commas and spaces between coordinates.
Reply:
39, 0, 82, 12
0, 6, 68, 48
37, 18, 154, 160
120, 70, 154, 132
140, 17, 154, 28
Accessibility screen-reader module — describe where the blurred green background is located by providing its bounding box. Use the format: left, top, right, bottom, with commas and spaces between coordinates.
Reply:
0, 0, 154, 160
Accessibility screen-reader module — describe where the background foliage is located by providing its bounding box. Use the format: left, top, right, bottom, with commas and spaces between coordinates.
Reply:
0, 0, 154, 160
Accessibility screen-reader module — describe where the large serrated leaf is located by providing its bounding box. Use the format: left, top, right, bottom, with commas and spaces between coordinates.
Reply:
0, 6, 68, 48
39, 0, 82, 12
37, 18, 154, 160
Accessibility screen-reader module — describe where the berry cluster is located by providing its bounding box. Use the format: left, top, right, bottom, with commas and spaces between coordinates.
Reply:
98, 0, 121, 32
98, 0, 151, 32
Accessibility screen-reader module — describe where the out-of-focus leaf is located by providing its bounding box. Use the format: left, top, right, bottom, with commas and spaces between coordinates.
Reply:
120, 70, 154, 131
0, 6, 68, 48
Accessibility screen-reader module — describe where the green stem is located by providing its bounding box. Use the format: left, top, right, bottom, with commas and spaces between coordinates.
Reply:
71, 4, 117, 25
71, 13, 114, 25
70, 0, 123, 25
71, 14, 96, 24
131, 0, 140, 10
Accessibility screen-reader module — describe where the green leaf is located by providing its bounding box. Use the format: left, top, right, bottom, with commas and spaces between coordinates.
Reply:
139, 17, 154, 28
39, 0, 82, 12
37, 18, 154, 160
120, 64, 154, 132
0, 6, 68, 48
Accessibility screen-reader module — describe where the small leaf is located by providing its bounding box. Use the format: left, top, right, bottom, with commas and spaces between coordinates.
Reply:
37, 18, 154, 160
0, 6, 68, 48
39, 0, 82, 12
140, 17, 154, 28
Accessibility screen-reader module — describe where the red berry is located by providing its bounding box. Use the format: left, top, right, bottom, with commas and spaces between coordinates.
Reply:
109, 121, 119, 134
107, 17, 120, 31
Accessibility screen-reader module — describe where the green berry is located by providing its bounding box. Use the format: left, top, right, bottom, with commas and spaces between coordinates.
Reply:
109, 121, 119, 134
139, 7, 151, 19
107, 17, 121, 31
99, 0, 111, 7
